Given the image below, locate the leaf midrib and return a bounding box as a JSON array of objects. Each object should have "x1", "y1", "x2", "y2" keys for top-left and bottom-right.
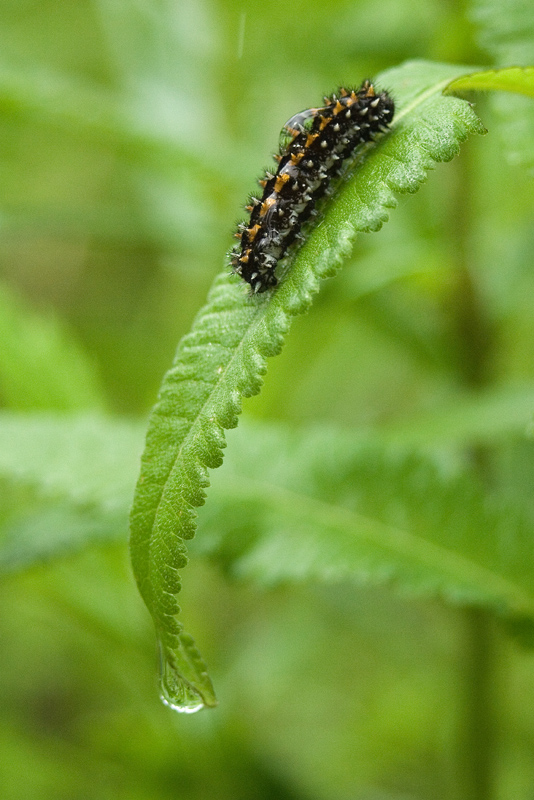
[
  {"x1": 146, "y1": 292, "x2": 269, "y2": 575},
  {"x1": 212, "y1": 474, "x2": 534, "y2": 616}
]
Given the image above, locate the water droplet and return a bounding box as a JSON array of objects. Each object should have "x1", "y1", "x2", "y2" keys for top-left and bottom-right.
[
  {"x1": 157, "y1": 637, "x2": 210, "y2": 714},
  {"x1": 160, "y1": 692, "x2": 205, "y2": 714}
]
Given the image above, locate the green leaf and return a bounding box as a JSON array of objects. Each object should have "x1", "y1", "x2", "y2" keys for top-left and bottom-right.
[
  {"x1": 129, "y1": 59, "x2": 488, "y2": 711},
  {"x1": 0, "y1": 504, "x2": 127, "y2": 574},
  {"x1": 446, "y1": 66, "x2": 534, "y2": 97},
  {"x1": 471, "y1": 0, "x2": 534, "y2": 166},
  {"x1": 0, "y1": 413, "x2": 140, "y2": 507},
  {"x1": 194, "y1": 422, "x2": 534, "y2": 625},
  {"x1": 0, "y1": 413, "x2": 141, "y2": 571}
]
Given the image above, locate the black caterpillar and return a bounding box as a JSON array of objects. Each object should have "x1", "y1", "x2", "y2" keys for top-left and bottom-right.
[{"x1": 230, "y1": 81, "x2": 395, "y2": 294}]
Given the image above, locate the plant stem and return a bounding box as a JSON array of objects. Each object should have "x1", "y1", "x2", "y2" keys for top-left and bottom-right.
[
  {"x1": 448, "y1": 142, "x2": 497, "y2": 800},
  {"x1": 458, "y1": 607, "x2": 495, "y2": 800}
]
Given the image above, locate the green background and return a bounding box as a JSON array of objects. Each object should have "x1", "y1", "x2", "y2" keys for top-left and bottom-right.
[{"x1": 0, "y1": 1, "x2": 533, "y2": 799}]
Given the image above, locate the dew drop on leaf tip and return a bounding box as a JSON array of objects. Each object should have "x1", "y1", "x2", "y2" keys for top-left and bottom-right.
[
  {"x1": 158, "y1": 638, "x2": 208, "y2": 714},
  {"x1": 160, "y1": 692, "x2": 205, "y2": 714}
]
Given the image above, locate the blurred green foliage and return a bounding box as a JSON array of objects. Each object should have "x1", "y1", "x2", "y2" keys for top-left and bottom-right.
[{"x1": 0, "y1": 1, "x2": 534, "y2": 799}]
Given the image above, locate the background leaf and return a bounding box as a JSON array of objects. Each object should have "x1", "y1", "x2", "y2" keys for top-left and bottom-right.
[
  {"x1": 471, "y1": 0, "x2": 534, "y2": 166},
  {"x1": 193, "y1": 422, "x2": 534, "y2": 626},
  {"x1": 0, "y1": 413, "x2": 141, "y2": 571}
]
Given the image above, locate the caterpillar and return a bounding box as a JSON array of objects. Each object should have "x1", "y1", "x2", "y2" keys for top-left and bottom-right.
[{"x1": 230, "y1": 80, "x2": 395, "y2": 294}]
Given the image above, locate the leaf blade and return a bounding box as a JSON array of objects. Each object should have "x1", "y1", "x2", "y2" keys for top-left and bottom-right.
[
  {"x1": 129, "y1": 60, "x2": 488, "y2": 709},
  {"x1": 198, "y1": 423, "x2": 534, "y2": 622},
  {"x1": 445, "y1": 66, "x2": 534, "y2": 97}
]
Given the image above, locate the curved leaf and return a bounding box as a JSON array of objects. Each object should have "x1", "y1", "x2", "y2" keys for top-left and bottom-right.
[
  {"x1": 446, "y1": 66, "x2": 534, "y2": 97},
  {"x1": 471, "y1": 0, "x2": 534, "y2": 166},
  {"x1": 129, "y1": 59, "x2": 487, "y2": 711}
]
